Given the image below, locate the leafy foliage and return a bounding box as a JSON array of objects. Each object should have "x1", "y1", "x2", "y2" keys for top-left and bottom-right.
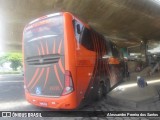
[
  {"x1": 0, "y1": 55, "x2": 8, "y2": 67},
  {"x1": 0, "y1": 53, "x2": 22, "y2": 71}
]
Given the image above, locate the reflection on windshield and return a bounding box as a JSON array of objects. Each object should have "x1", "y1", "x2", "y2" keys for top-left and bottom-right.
[
  {"x1": 28, "y1": 35, "x2": 58, "y2": 42},
  {"x1": 24, "y1": 16, "x2": 63, "y2": 42}
]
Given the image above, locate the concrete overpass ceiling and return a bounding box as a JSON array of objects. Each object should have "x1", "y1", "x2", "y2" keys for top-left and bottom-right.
[{"x1": 0, "y1": 0, "x2": 160, "y2": 52}]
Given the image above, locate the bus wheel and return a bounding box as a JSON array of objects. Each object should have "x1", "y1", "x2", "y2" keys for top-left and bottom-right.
[
  {"x1": 96, "y1": 83, "x2": 104, "y2": 101},
  {"x1": 105, "y1": 79, "x2": 110, "y2": 94},
  {"x1": 102, "y1": 79, "x2": 111, "y2": 99}
]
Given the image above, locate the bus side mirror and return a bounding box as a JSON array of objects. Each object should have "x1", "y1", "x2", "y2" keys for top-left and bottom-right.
[{"x1": 76, "y1": 24, "x2": 81, "y2": 34}]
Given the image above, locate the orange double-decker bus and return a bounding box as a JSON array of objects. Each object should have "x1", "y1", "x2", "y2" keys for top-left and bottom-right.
[{"x1": 23, "y1": 12, "x2": 125, "y2": 110}]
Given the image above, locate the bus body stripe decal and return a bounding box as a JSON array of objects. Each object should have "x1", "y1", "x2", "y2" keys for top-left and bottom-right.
[
  {"x1": 43, "y1": 67, "x2": 50, "y2": 89},
  {"x1": 58, "y1": 39, "x2": 65, "y2": 74},
  {"x1": 83, "y1": 31, "x2": 100, "y2": 98},
  {"x1": 40, "y1": 41, "x2": 45, "y2": 55},
  {"x1": 59, "y1": 59, "x2": 65, "y2": 74},
  {"x1": 37, "y1": 47, "x2": 41, "y2": 55},
  {"x1": 27, "y1": 68, "x2": 40, "y2": 88},
  {"x1": 101, "y1": 37, "x2": 105, "y2": 75},
  {"x1": 58, "y1": 39, "x2": 62, "y2": 54},
  {"x1": 96, "y1": 34, "x2": 100, "y2": 76},
  {"x1": 30, "y1": 68, "x2": 45, "y2": 89},
  {"x1": 52, "y1": 40, "x2": 63, "y2": 89},
  {"x1": 54, "y1": 65, "x2": 63, "y2": 89},
  {"x1": 30, "y1": 41, "x2": 46, "y2": 90},
  {"x1": 27, "y1": 44, "x2": 42, "y2": 88},
  {"x1": 43, "y1": 41, "x2": 50, "y2": 89},
  {"x1": 53, "y1": 40, "x2": 55, "y2": 53},
  {"x1": 46, "y1": 40, "x2": 49, "y2": 54},
  {"x1": 92, "y1": 32, "x2": 98, "y2": 80},
  {"x1": 94, "y1": 32, "x2": 99, "y2": 77}
]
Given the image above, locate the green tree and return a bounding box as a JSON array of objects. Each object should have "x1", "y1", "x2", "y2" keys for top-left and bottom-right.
[
  {"x1": 0, "y1": 53, "x2": 22, "y2": 71},
  {"x1": 0, "y1": 54, "x2": 8, "y2": 67},
  {"x1": 7, "y1": 53, "x2": 22, "y2": 71}
]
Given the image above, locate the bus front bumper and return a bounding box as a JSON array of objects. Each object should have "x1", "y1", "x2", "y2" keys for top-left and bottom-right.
[{"x1": 25, "y1": 91, "x2": 78, "y2": 110}]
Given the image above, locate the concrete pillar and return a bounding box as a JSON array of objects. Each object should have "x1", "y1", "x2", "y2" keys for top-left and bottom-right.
[{"x1": 140, "y1": 40, "x2": 148, "y2": 65}]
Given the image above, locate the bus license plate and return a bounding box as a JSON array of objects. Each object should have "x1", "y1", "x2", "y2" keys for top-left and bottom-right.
[{"x1": 39, "y1": 102, "x2": 48, "y2": 106}]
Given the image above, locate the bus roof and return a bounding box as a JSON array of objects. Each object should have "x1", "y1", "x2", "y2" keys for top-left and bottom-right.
[
  {"x1": 25, "y1": 12, "x2": 90, "y2": 30},
  {"x1": 28, "y1": 12, "x2": 62, "y2": 25}
]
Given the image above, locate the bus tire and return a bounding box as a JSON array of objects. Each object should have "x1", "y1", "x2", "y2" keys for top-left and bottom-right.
[
  {"x1": 96, "y1": 83, "x2": 105, "y2": 101},
  {"x1": 104, "y1": 79, "x2": 110, "y2": 95}
]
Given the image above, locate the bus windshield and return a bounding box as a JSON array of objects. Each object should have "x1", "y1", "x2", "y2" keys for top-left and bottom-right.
[
  {"x1": 23, "y1": 15, "x2": 65, "y2": 97},
  {"x1": 24, "y1": 15, "x2": 64, "y2": 58},
  {"x1": 24, "y1": 15, "x2": 63, "y2": 42}
]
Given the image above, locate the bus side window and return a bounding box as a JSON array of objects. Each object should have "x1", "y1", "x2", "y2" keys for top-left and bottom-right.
[
  {"x1": 73, "y1": 20, "x2": 83, "y2": 42},
  {"x1": 73, "y1": 19, "x2": 94, "y2": 51},
  {"x1": 80, "y1": 28, "x2": 94, "y2": 51}
]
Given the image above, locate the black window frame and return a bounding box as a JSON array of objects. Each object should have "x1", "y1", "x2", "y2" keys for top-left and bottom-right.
[{"x1": 73, "y1": 19, "x2": 94, "y2": 51}]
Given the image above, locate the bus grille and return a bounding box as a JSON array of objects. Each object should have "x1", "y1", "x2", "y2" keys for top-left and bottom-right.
[{"x1": 26, "y1": 54, "x2": 60, "y2": 66}]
